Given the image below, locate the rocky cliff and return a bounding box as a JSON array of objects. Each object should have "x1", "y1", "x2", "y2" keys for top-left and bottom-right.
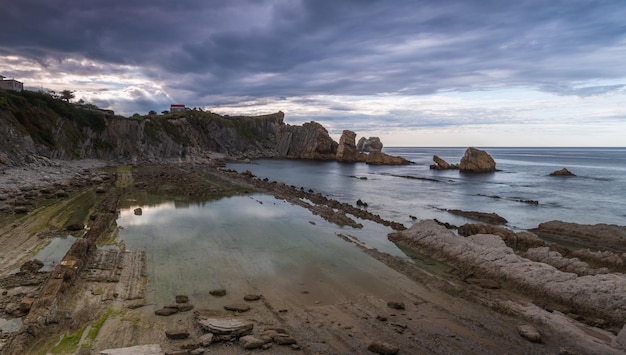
[{"x1": 0, "y1": 90, "x2": 410, "y2": 166}]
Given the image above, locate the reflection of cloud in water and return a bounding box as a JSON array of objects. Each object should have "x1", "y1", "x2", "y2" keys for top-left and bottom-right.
[{"x1": 118, "y1": 195, "x2": 288, "y2": 228}]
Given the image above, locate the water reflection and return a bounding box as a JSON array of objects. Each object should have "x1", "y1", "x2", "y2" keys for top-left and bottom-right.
[{"x1": 117, "y1": 193, "x2": 407, "y2": 306}]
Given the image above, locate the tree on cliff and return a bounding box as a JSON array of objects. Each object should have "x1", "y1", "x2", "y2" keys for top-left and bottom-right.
[{"x1": 60, "y1": 90, "x2": 75, "y2": 102}]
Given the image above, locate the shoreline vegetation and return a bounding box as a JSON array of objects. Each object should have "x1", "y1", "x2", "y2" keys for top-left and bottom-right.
[
  {"x1": 0, "y1": 92, "x2": 625, "y2": 353},
  {"x1": 0, "y1": 159, "x2": 624, "y2": 354}
]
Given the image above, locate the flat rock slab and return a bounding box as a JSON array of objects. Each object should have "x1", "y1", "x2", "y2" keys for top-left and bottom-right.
[
  {"x1": 240, "y1": 335, "x2": 270, "y2": 349},
  {"x1": 198, "y1": 318, "x2": 254, "y2": 336},
  {"x1": 368, "y1": 340, "x2": 399, "y2": 354},
  {"x1": 244, "y1": 294, "x2": 262, "y2": 301},
  {"x1": 224, "y1": 303, "x2": 250, "y2": 312},
  {"x1": 209, "y1": 288, "x2": 226, "y2": 296},
  {"x1": 99, "y1": 344, "x2": 163, "y2": 355},
  {"x1": 517, "y1": 324, "x2": 542, "y2": 343}
]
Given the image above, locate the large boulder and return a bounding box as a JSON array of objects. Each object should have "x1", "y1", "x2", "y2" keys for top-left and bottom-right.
[
  {"x1": 356, "y1": 137, "x2": 383, "y2": 152},
  {"x1": 458, "y1": 147, "x2": 496, "y2": 173},
  {"x1": 549, "y1": 168, "x2": 576, "y2": 176},
  {"x1": 365, "y1": 151, "x2": 410, "y2": 165},
  {"x1": 336, "y1": 130, "x2": 357, "y2": 162},
  {"x1": 276, "y1": 121, "x2": 338, "y2": 160}
]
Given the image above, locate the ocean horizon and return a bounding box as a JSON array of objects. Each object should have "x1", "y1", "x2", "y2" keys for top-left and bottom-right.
[{"x1": 229, "y1": 146, "x2": 626, "y2": 231}]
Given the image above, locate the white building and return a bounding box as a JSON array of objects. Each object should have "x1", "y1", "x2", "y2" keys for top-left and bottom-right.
[{"x1": 0, "y1": 75, "x2": 24, "y2": 91}]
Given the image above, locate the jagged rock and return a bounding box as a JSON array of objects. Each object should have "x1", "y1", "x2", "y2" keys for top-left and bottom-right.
[
  {"x1": 357, "y1": 137, "x2": 383, "y2": 152},
  {"x1": 367, "y1": 340, "x2": 399, "y2": 354},
  {"x1": 458, "y1": 147, "x2": 496, "y2": 173},
  {"x1": 197, "y1": 318, "x2": 254, "y2": 336},
  {"x1": 530, "y1": 221, "x2": 626, "y2": 253},
  {"x1": 133, "y1": 208, "x2": 142, "y2": 215},
  {"x1": 365, "y1": 151, "x2": 410, "y2": 165},
  {"x1": 336, "y1": 130, "x2": 358, "y2": 162},
  {"x1": 55, "y1": 189, "x2": 69, "y2": 197},
  {"x1": 517, "y1": 324, "x2": 542, "y2": 343},
  {"x1": 549, "y1": 168, "x2": 576, "y2": 176},
  {"x1": 430, "y1": 155, "x2": 458, "y2": 170},
  {"x1": 66, "y1": 223, "x2": 84, "y2": 231},
  {"x1": 197, "y1": 333, "x2": 214, "y2": 347},
  {"x1": 272, "y1": 333, "x2": 297, "y2": 345},
  {"x1": 458, "y1": 224, "x2": 544, "y2": 251},
  {"x1": 99, "y1": 344, "x2": 163, "y2": 355},
  {"x1": 14, "y1": 206, "x2": 29, "y2": 214},
  {"x1": 276, "y1": 121, "x2": 338, "y2": 160},
  {"x1": 177, "y1": 303, "x2": 194, "y2": 312},
  {"x1": 389, "y1": 220, "x2": 626, "y2": 324}
]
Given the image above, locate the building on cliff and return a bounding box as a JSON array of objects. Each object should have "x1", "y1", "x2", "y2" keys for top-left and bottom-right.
[
  {"x1": 0, "y1": 75, "x2": 23, "y2": 91},
  {"x1": 170, "y1": 104, "x2": 186, "y2": 113}
]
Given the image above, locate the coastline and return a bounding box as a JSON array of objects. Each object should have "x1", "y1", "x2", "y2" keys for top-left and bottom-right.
[{"x1": 0, "y1": 159, "x2": 625, "y2": 354}]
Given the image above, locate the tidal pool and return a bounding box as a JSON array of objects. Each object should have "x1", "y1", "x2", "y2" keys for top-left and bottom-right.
[{"x1": 116, "y1": 193, "x2": 410, "y2": 306}]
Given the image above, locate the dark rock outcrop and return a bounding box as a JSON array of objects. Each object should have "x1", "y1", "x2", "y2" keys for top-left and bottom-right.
[
  {"x1": 447, "y1": 209, "x2": 507, "y2": 224},
  {"x1": 429, "y1": 155, "x2": 458, "y2": 170},
  {"x1": 356, "y1": 137, "x2": 383, "y2": 152},
  {"x1": 336, "y1": 130, "x2": 357, "y2": 162},
  {"x1": 549, "y1": 168, "x2": 576, "y2": 176},
  {"x1": 365, "y1": 151, "x2": 410, "y2": 165},
  {"x1": 459, "y1": 147, "x2": 496, "y2": 173},
  {"x1": 276, "y1": 121, "x2": 338, "y2": 160}
]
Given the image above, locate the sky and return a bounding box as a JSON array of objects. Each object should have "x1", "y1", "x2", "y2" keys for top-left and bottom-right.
[{"x1": 1, "y1": 0, "x2": 625, "y2": 146}]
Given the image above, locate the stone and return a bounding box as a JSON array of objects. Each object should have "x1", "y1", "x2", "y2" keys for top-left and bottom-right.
[
  {"x1": 177, "y1": 303, "x2": 194, "y2": 312},
  {"x1": 155, "y1": 307, "x2": 179, "y2": 316},
  {"x1": 165, "y1": 326, "x2": 190, "y2": 340},
  {"x1": 387, "y1": 301, "x2": 405, "y2": 310},
  {"x1": 243, "y1": 294, "x2": 262, "y2": 301},
  {"x1": 197, "y1": 333, "x2": 214, "y2": 347},
  {"x1": 20, "y1": 259, "x2": 44, "y2": 273},
  {"x1": 367, "y1": 340, "x2": 399, "y2": 354},
  {"x1": 99, "y1": 344, "x2": 163, "y2": 355},
  {"x1": 336, "y1": 130, "x2": 358, "y2": 162},
  {"x1": 197, "y1": 318, "x2": 254, "y2": 336},
  {"x1": 276, "y1": 121, "x2": 338, "y2": 160},
  {"x1": 613, "y1": 323, "x2": 626, "y2": 350},
  {"x1": 239, "y1": 335, "x2": 269, "y2": 349},
  {"x1": 96, "y1": 186, "x2": 107, "y2": 193},
  {"x1": 430, "y1": 155, "x2": 458, "y2": 170},
  {"x1": 357, "y1": 137, "x2": 383, "y2": 152},
  {"x1": 66, "y1": 223, "x2": 84, "y2": 231},
  {"x1": 209, "y1": 288, "x2": 227, "y2": 297},
  {"x1": 517, "y1": 324, "x2": 542, "y2": 343},
  {"x1": 224, "y1": 303, "x2": 250, "y2": 312},
  {"x1": 175, "y1": 294, "x2": 189, "y2": 303},
  {"x1": 365, "y1": 151, "x2": 410, "y2": 165},
  {"x1": 19, "y1": 297, "x2": 35, "y2": 312},
  {"x1": 549, "y1": 168, "x2": 576, "y2": 176},
  {"x1": 134, "y1": 208, "x2": 143, "y2": 215},
  {"x1": 447, "y1": 209, "x2": 507, "y2": 224},
  {"x1": 55, "y1": 189, "x2": 69, "y2": 197},
  {"x1": 14, "y1": 206, "x2": 29, "y2": 214},
  {"x1": 458, "y1": 147, "x2": 496, "y2": 173},
  {"x1": 272, "y1": 334, "x2": 297, "y2": 345}
]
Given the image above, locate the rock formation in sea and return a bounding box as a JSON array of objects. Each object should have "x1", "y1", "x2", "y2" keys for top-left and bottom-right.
[
  {"x1": 429, "y1": 155, "x2": 458, "y2": 170},
  {"x1": 364, "y1": 151, "x2": 410, "y2": 165},
  {"x1": 356, "y1": 137, "x2": 383, "y2": 152},
  {"x1": 549, "y1": 168, "x2": 576, "y2": 176},
  {"x1": 336, "y1": 130, "x2": 358, "y2": 162},
  {"x1": 458, "y1": 147, "x2": 497, "y2": 173},
  {"x1": 276, "y1": 121, "x2": 338, "y2": 160}
]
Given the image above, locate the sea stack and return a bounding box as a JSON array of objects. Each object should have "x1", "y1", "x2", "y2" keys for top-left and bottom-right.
[
  {"x1": 459, "y1": 147, "x2": 496, "y2": 173},
  {"x1": 336, "y1": 130, "x2": 358, "y2": 162}
]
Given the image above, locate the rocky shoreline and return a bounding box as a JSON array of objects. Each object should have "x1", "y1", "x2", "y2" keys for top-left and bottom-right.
[{"x1": 0, "y1": 159, "x2": 625, "y2": 354}]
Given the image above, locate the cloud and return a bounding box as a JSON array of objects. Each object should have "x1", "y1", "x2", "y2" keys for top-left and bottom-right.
[{"x1": 1, "y1": 0, "x2": 625, "y2": 145}]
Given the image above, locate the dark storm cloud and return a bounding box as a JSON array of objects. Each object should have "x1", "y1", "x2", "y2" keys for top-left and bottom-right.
[{"x1": 2, "y1": 0, "x2": 625, "y2": 107}]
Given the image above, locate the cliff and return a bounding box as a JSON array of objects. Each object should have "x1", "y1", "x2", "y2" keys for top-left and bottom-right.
[{"x1": 0, "y1": 90, "x2": 410, "y2": 166}]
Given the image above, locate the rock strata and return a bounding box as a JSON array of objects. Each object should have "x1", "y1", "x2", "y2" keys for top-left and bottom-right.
[
  {"x1": 336, "y1": 130, "x2": 358, "y2": 162},
  {"x1": 389, "y1": 220, "x2": 626, "y2": 325},
  {"x1": 357, "y1": 137, "x2": 383, "y2": 152},
  {"x1": 365, "y1": 151, "x2": 410, "y2": 165},
  {"x1": 430, "y1": 155, "x2": 458, "y2": 170}
]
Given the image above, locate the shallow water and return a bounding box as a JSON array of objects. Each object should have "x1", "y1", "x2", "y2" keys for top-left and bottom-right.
[
  {"x1": 117, "y1": 194, "x2": 405, "y2": 306},
  {"x1": 228, "y1": 147, "x2": 626, "y2": 230}
]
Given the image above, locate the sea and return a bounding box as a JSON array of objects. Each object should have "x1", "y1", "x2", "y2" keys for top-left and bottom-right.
[
  {"x1": 108, "y1": 147, "x2": 626, "y2": 306},
  {"x1": 229, "y1": 147, "x2": 626, "y2": 231}
]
